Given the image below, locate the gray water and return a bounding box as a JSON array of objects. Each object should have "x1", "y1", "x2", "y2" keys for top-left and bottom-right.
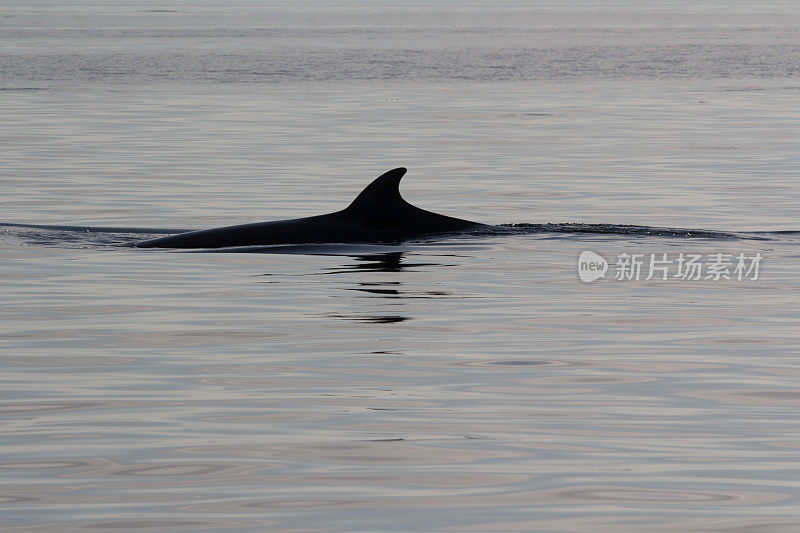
[{"x1": 2, "y1": 2, "x2": 800, "y2": 531}]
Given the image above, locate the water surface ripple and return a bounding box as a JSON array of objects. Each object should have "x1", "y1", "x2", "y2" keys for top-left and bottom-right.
[{"x1": 2, "y1": 1, "x2": 800, "y2": 531}]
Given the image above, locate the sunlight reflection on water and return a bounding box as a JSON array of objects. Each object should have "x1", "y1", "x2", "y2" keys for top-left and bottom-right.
[{"x1": 3, "y1": 1, "x2": 800, "y2": 531}]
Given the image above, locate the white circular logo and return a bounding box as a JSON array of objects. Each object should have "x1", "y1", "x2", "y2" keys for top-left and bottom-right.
[{"x1": 578, "y1": 251, "x2": 608, "y2": 282}]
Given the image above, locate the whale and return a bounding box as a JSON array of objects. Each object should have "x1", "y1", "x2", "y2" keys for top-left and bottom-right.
[{"x1": 134, "y1": 167, "x2": 487, "y2": 249}]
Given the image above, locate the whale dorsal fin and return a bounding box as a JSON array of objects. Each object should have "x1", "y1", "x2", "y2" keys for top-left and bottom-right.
[{"x1": 347, "y1": 167, "x2": 408, "y2": 210}]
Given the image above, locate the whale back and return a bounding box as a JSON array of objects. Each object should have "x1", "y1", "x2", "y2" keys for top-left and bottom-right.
[{"x1": 135, "y1": 167, "x2": 484, "y2": 248}]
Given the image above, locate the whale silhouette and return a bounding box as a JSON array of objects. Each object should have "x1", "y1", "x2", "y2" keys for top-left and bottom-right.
[{"x1": 134, "y1": 168, "x2": 487, "y2": 249}]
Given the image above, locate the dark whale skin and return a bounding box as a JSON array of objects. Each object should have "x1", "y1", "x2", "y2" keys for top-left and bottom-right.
[{"x1": 135, "y1": 168, "x2": 486, "y2": 249}]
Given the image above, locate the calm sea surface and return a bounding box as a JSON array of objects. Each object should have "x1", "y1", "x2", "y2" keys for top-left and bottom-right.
[{"x1": 2, "y1": 2, "x2": 800, "y2": 531}]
